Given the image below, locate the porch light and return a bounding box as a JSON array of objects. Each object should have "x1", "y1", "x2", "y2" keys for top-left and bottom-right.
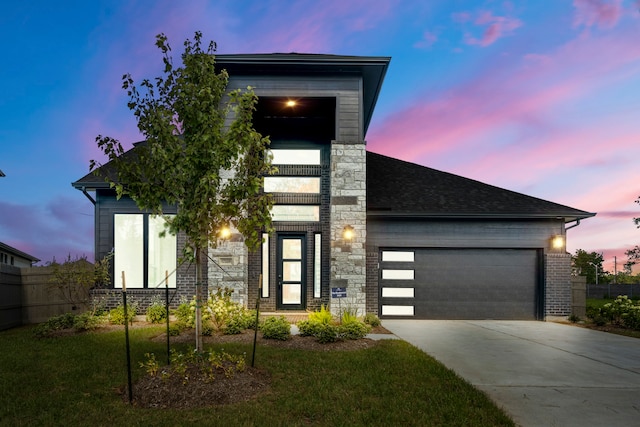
[
  {"x1": 342, "y1": 225, "x2": 355, "y2": 241},
  {"x1": 219, "y1": 226, "x2": 232, "y2": 240},
  {"x1": 286, "y1": 100, "x2": 296, "y2": 107},
  {"x1": 551, "y1": 235, "x2": 564, "y2": 250}
]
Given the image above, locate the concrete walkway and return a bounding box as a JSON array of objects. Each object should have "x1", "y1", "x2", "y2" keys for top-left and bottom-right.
[{"x1": 382, "y1": 320, "x2": 640, "y2": 427}]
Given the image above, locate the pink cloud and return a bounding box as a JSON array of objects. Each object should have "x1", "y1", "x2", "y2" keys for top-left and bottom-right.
[
  {"x1": 573, "y1": 0, "x2": 622, "y2": 28},
  {"x1": 461, "y1": 10, "x2": 522, "y2": 47},
  {"x1": 414, "y1": 30, "x2": 438, "y2": 49}
]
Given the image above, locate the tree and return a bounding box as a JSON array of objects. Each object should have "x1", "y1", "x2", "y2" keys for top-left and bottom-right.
[
  {"x1": 572, "y1": 249, "x2": 605, "y2": 284},
  {"x1": 91, "y1": 32, "x2": 274, "y2": 351},
  {"x1": 625, "y1": 195, "x2": 640, "y2": 270},
  {"x1": 47, "y1": 254, "x2": 111, "y2": 312}
]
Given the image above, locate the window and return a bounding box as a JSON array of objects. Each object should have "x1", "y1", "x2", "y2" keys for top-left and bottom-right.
[
  {"x1": 382, "y1": 251, "x2": 415, "y2": 262},
  {"x1": 314, "y1": 233, "x2": 321, "y2": 298},
  {"x1": 269, "y1": 149, "x2": 321, "y2": 165},
  {"x1": 114, "y1": 214, "x2": 176, "y2": 289},
  {"x1": 261, "y1": 233, "x2": 269, "y2": 298},
  {"x1": 264, "y1": 177, "x2": 320, "y2": 193},
  {"x1": 382, "y1": 269, "x2": 415, "y2": 280}
]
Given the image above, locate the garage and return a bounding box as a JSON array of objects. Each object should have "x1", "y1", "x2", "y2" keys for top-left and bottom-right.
[{"x1": 379, "y1": 248, "x2": 543, "y2": 320}]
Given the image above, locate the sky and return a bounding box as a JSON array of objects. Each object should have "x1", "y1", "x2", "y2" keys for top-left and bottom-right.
[{"x1": 1, "y1": 0, "x2": 639, "y2": 273}]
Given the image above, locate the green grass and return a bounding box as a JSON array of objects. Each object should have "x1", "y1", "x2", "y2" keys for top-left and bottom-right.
[
  {"x1": 0, "y1": 325, "x2": 514, "y2": 427},
  {"x1": 586, "y1": 298, "x2": 615, "y2": 309}
]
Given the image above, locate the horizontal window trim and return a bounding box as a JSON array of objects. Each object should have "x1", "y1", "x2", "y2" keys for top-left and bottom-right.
[{"x1": 382, "y1": 251, "x2": 415, "y2": 262}]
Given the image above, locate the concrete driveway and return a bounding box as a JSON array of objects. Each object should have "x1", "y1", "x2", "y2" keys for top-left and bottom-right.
[{"x1": 382, "y1": 320, "x2": 640, "y2": 427}]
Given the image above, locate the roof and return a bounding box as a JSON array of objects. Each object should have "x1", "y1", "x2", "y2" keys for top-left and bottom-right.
[
  {"x1": 72, "y1": 141, "x2": 145, "y2": 191},
  {"x1": 366, "y1": 152, "x2": 595, "y2": 222},
  {"x1": 0, "y1": 241, "x2": 40, "y2": 262},
  {"x1": 215, "y1": 53, "x2": 390, "y2": 136}
]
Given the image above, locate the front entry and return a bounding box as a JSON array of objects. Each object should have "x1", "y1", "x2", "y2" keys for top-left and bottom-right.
[{"x1": 276, "y1": 234, "x2": 306, "y2": 310}]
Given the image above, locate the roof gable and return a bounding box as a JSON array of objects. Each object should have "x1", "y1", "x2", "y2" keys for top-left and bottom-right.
[{"x1": 366, "y1": 151, "x2": 595, "y2": 222}]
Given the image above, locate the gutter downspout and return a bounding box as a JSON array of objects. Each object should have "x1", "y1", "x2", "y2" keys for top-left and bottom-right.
[
  {"x1": 80, "y1": 187, "x2": 96, "y2": 205},
  {"x1": 565, "y1": 219, "x2": 580, "y2": 231}
]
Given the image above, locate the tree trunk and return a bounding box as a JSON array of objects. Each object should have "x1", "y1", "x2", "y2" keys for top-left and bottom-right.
[{"x1": 194, "y1": 246, "x2": 204, "y2": 352}]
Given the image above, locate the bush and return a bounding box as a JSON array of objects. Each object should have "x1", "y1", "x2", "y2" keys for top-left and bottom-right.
[
  {"x1": 260, "y1": 316, "x2": 290, "y2": 340},
  {"x1": 145, "y1": 296, "x2": 168, "y2": 324},
  {"x1": 308, "y1": 304, "x2": 333, "y2": 325},
  {"x1": 33, "y1": 313, "x2": 77, "y2": 338},
  {"x1": 315, "y1": 323, "x2": 339, "y2": 343},
  {"x1": 168, "y1": 322, "x2": 185, "y2": 336},
  {"x1": 338, "y1": 320, "x2": 371, "y2": 340},
  {"x1": 297, "y1": 319, "x2": 324, "y2": 337},
  {"x1": 73, "y1": 312, "x2": 104, "y2": 332},
  {"x1": 206, "y1": 287, "x2": 246, "y2": 332},
  {"x1": 363, "y1": 313, "x2": 381, "y2": 327},
  {"x1": 109, "y1": 302, "x2": 138, "y2": 325},
  {"x1": 174, "y1": 297, "x2": 193, "y2": 326}
]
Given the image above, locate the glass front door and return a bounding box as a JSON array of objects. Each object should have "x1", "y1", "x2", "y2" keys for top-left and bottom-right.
[{"x1": 277, "y1": 234, "x2": 306, "y2": 310}]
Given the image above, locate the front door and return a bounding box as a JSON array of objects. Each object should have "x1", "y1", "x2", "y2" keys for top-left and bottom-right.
[{"x1": 277, "y1": 234, "x2": 306, "y2": 310}]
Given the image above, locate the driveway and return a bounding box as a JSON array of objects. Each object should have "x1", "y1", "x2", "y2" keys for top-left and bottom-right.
[{"x1": 382, "y1": 320, "x2": 640, "y2": 427}]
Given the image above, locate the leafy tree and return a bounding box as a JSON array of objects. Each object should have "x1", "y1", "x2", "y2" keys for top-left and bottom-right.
[
  {"x1": 625, "y1": 195, "x2": 640, "y2": 270},
  {"x1": 91, "y1": 32, "x2": 274, "y2": 350},
  {"x1": 572, "y1": 249, "x2": 605, "y2": 284},
  {"x1": 47, "y1": 254, "x2": 111, "y2": 312}
]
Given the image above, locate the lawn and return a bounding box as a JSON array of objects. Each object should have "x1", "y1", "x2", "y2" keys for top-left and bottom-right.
[{"x1": 0, "y1": 325, "x2": 514, "y2": 427}]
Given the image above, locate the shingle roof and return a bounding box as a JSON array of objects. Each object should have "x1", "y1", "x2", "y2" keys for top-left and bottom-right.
[
  {"x1": 366, "y1": 151, "x2": 595, "y2": 222},
  {"x1": 0, "y1": 241, "x2": 40, "y2": 262}
]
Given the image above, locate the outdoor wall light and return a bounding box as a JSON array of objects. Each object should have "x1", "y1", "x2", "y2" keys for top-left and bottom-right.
[
  {"x1": 218, "y1": 226, "x2": 232, "y2": 240},
  {"x1": 551, "y1": 235, "x2": 565, "y2": 250},
  {"x1": 342, "y1": 225, "x2": 355, "y2": 241},
  {"x1": 285, "y1": 100, "x2": 297, "y2": 107}
]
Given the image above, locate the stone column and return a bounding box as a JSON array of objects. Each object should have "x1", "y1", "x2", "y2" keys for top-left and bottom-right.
[{"x1": 330, "y1": 142, "x2": 367, "y2": 317}]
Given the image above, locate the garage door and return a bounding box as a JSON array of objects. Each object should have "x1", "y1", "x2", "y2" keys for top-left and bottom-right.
[{"x1": 379, "y1": 248, "x2": 542, "y2": 320}]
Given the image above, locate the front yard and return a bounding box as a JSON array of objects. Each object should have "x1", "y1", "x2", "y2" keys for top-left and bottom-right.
[{"x1": 0, "y1": 324, "x2": 514, "y2": 426}]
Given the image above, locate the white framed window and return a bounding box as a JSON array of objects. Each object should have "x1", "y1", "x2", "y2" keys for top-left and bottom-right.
[
  {"x1": 382, "y1": 287, "x2": 415, "y2": 298},
  {"x1": 264, "y1": 177, "x2": 320, "y2": 193},
  {"x1": 269, "y1": 149, "x2": 321, "y2": 165},
  {"x1": 314, "y1": 233, "x2": 321, "y2": 298},
  {"x1": 113, "y1": 214, "x2": 176, "y2": 289},
  {"x1": 381, "y1": 305, "x2": 414, "y2": 316},
  {"x1": 261, "y1": 233, "x2": 269, "y2": 298}
]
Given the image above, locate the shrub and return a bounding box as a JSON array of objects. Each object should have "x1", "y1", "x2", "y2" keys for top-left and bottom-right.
[
  {"x1": 73, "y1": 312, "x2": 104, "y2": 332},
  {"x1": 297, "y1": 319, "x2": 324, "y2": 337},
  {"x1": 363, "y1": 313, "x2": 381, "y2": 327},
  {"x1": 308, "y1": 304, "x2": 333, "y2": 325},
  {"x1": 169, "y1": 323, "x2": 185, "y2": 336},
  {"x1": 338, "y1": 320, "x2": 371, "y2": 340},
  {"x1": 145, "y1": 296, "x2": 168, "y2": 324},
  {"x1": 260, "y1": 316, "x2": 290, "y2": 340},
  {"x1": 174, "y1": 297, "x2": 193, "y2": 326},
  {"x1": 206, "y1": 287, "x2": 245, "y2": 332},
  {"x1": 315, "y1": 323, "x2": 339, "y2": 343},
  {"x1": 109, "y1": 302, "x2": 138, "y2": 325},
  {"x1": 568, "y1": 314, "x2": 581, "y2": 323},
  {"x1": 33, "y1": 313, "x2": 77, "y2": 338}
]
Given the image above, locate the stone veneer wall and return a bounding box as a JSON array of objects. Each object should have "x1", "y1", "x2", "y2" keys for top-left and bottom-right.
[
  {"x1": 545, "y1": 252, "x2": 572, "y2": 317},
  {"x1": 330, "y1": 142, "x2": 367, "y2": 316},
  {"x1": 207, "y1": 234, "x2": 248, "y2": 307}
]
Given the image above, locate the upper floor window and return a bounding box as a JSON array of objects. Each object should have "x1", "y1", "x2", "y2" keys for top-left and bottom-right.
[
  {"x1": 269, "y1": 149, "x2": 321, "y2": 165},
  {"x1": 264, "y1": 177, "x2": 320, "y2": 193}
]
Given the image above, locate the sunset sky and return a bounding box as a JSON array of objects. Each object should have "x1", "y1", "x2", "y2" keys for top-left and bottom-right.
[{"x1": 1, "y1": 0, "x2": 639, "y2": 273}]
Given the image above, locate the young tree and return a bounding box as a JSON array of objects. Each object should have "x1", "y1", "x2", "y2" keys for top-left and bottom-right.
[
  {"x1": 572, "y1": 249, "x2": 606, "y2": 284},
  {"x1": 91, "y1": 32, "x2": 274, "y2": 351},
  {"x1": 626, "y1": 196, "x2": 640, "y2": 269}
]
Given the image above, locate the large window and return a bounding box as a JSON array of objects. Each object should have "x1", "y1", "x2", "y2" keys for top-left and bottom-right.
[
  {"x1": 269, "y1": 149, "x2": 321, "y2": 165},
  {"x1": 114, "y1": 214, "x2": 176, "y2": 289}
]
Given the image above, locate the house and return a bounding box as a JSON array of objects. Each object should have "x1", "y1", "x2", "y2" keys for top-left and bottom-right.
[
  {"x1": 73, "y1": 53, "x2": 595, "y2": 320},
  {"x1": 0, "y1": 242, "x2": 40, "y2": 268}
]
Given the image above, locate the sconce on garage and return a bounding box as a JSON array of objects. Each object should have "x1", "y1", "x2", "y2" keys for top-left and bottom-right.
[
  {"x1": 551, "y1": 235, "x2": 565, "y2": 250},
  {"x1": 342, "y1": 225, "x2": 355, "y2": 241}
]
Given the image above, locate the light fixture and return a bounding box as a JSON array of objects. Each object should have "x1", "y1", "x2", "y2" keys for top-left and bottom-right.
[
  {"x1": 285, "y1": 99, "x2": 296, "y2": 107},
  {"x1": 551, "y1": 235, "x2": 564, "y2": 250},
  {"x1": 342, "y1": 225, "x2": 355, "y2": 241},
  {"x1": 219, "y1": 226, "x2": 232, "y2": 240}
]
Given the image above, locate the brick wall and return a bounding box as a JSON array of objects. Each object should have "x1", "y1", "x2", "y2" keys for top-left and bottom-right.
[{"x1": 545, "y1": 252, "x2": 572, "y2": 316}]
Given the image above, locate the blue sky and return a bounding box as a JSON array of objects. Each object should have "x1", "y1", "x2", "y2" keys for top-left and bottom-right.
[{"x1": 1, "y1": 0, "x2": 639, "y2": 273}]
